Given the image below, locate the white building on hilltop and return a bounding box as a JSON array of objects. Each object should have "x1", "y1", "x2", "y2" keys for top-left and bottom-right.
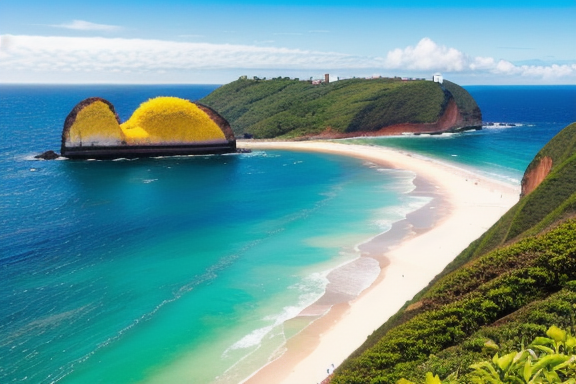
[{"x1": 433, "y1": 73, "x2": 443, "y2": 84}]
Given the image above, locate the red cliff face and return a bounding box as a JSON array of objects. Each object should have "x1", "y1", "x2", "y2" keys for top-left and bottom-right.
[
  {"x1": 303, "y1": 98, "x2": 472, "y2": 140},
  {"x1": 371, "y1": 98, "x2": 464, "y2": 135},
  {"x1": 521, "y1": 156, "x2": 553, "y2": 197}
]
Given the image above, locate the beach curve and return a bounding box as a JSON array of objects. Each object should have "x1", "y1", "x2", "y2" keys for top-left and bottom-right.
[{"x1": 237, "y1": 140, "x2": 520, "y2": 384}]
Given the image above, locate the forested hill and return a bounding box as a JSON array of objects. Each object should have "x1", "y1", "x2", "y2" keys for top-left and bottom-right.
[
  {"x1": 330, "y1": 122, "x2": 576, "y2": 384},
  {"x1": 199, "y1": 77, "x2": 482, "y2": 139}
]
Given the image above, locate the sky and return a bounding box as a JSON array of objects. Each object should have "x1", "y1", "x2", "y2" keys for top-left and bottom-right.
[{"x1": 0, "y1": 0, "x2": 575, "y2": 85}]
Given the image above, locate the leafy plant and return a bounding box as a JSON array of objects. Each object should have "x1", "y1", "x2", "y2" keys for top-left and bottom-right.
[
  {"x1": 469, "y1": 326, "x2": 576, "y2": 383},
  {"x1": 397, "y1": 326, "x2": 576, "y2": 384}
]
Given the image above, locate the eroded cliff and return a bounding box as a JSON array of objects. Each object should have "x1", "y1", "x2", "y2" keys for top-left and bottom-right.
[{"x1": 521, "y1": 155, "x2": 553, "y2": 197}]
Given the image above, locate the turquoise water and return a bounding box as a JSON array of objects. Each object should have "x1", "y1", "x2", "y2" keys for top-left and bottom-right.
[
  {"x1": 1, "y1": 85, "x2": 575, "y2": 384},
  {"x1": 0, "y1": 86, "x2": 425, "y2": 384}
]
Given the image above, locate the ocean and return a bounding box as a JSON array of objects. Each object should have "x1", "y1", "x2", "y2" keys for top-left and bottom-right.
[{"x1": 1, "y1": 84, "x2": 575, "y2": 384}]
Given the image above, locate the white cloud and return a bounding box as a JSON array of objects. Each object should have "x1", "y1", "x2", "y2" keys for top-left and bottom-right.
[
  {"x1": 494, "y1": 59, "x2": 518, "y2": 74},
  {"x1": 469, "y1": 56, "x2": 497, "y2": 71},
  {"x1": 0, "y1": 35, "x2": 382, "y2": 73},
  {"x1": 385, "y1": 37, "x2": 468, "y2": 72},
  {"x1": 383, "y1": 37, "x2": 576, "y2": 80},
  {"x1": 492, "y1": 60, "x2": 576, "y2": 79},
  {"x1": 0, "y1": 35, "x2": 574, "y2": 83},
  {"x1": 49, "y1": 20, "x2": 122, "y2": 32}
]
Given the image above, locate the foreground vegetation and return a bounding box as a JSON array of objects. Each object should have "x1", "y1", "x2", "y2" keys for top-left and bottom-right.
[
  {"x1": 199, "y1": 77, "x2": 481, "y2": 139},
  {"x1": 331, "y1": 122, "x2": 576, "y2": 384},
  {"x1": 400, "y1": 325, "x2": 576, "y2": 384}
]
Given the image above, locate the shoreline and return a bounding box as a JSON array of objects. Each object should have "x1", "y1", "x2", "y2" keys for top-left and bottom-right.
[{"x1": 237, "y1": 140, "x2": 520, "y2": 384}]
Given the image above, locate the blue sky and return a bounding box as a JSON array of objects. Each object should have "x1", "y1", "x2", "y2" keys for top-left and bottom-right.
[{"x1": 0, "y1": 0, "x2": 574, "y2": 84}]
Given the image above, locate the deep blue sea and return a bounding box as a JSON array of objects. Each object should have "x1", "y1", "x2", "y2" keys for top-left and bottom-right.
[{"x1": 1, "y1": 84, "x2": 575, "y2": 384}]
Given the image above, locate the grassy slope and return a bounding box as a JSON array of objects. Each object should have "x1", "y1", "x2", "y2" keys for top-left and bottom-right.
[
  {"x1": 200, "y1": 78, "x2": 477, "y2": 139},
  {"x1": 331, "y1": 122, "x2": 576, "y2": 384}
]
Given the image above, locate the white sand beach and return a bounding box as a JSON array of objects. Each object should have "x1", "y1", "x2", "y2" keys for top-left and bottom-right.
[{"x1": 238, "y1": 140, "x2": 520, "y2": 384}]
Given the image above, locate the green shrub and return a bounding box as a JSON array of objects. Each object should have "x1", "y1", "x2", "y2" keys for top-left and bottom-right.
[{"x1": 399, "y1": 326, "x2": 576, "y2": 384}]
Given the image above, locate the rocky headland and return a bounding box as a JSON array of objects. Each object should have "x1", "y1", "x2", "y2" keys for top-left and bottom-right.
[{"x1": 200, "y1": 77, "x2": 482, "y2": 139}]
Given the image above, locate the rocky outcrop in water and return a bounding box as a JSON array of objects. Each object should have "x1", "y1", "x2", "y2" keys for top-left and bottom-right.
[
  {"x1": 60, "y1": 96, "x2": 236, "y2": 159},
  {"x1": 35, "y1": 150, "x2": 60, "y2": 160}
]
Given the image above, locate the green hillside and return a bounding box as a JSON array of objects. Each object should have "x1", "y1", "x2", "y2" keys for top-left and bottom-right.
[
  {"x1": 199, "y1": 77, "x2": 481, "y2": 139},
  {"x1": 331, "y1": 122, "x2": 576, "y2": 384}
]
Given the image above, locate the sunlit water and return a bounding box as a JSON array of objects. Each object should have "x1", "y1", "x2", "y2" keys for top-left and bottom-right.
[{"x1": 1, "y1": 84, "x2": 574, "y2": 384}]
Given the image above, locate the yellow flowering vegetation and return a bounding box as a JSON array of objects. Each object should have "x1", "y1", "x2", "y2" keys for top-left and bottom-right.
[
  {"x1": 120, "y1": 97, "x2": 226, "y2": 144},
  {"x1": 67, "y1": 101, "x2": 124, "y2": 145},
  {"x1": 66, "y1": 97, "x2": 226, "y2": 147}
]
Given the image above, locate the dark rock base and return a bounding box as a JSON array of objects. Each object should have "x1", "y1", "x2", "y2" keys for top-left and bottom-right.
[
  {"x1": 35, "y1": 150, "x2": 60, "y2": 160},
  {"x1": 61, "y1": 142, "x2": 237, "y2": 160}
]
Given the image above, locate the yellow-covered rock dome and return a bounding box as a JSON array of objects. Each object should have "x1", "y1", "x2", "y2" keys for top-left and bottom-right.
[
  {"x1": 62, "y1": 98, "x2": 124, "y2": 147},
  {"x1": 121, "y1": 97, "x2": 226, "y2": 144},
  {"x1": 61, "y1": 96, "x2": 236, "y2": 159}
]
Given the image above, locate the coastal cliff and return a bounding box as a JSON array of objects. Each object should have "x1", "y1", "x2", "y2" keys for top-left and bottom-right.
[
  {"x1": 521, "y1": 155, "x2": 553, "y2": 196},
  {"x1": 199, "y1": 77, "x2": 482, "y2": 139},
  {"x1": 520, "y1": 122, "x2": 576, "y2": 197},
  {"x1": 330, "y1": 122, "x2": 576, "y2": 384}
]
